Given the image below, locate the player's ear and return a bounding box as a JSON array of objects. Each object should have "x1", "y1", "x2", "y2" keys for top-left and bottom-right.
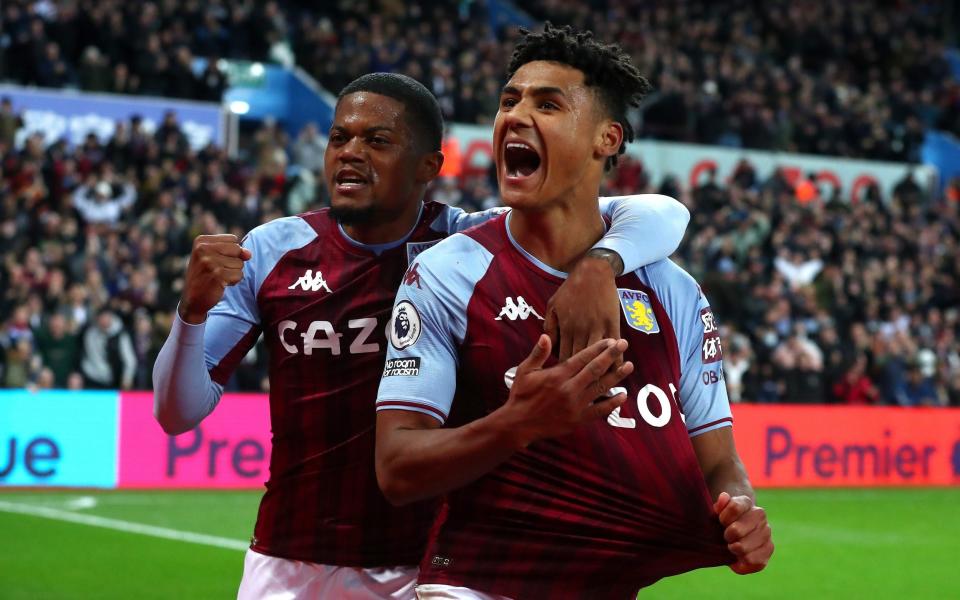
[
  {"x1": 594, "y1": 120, "x2": 623, "y2": 162},
  {"x1": 415, "y1": 150, "x2": 444, "y2": 184}
]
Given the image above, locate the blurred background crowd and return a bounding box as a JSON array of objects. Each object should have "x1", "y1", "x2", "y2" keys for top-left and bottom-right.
[
  {"x1": 0, "y1": 0, "x2": 958, "y2": 406},
  {"x1": 4, "y1": 0, "x2": 958, "y2": 159}
]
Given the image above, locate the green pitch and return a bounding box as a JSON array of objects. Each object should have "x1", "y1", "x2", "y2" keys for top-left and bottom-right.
[{"x1": 0, "y1": 488, "x2": 956, "y2": 599}]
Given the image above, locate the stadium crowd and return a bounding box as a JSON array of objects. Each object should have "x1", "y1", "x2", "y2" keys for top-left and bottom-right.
[
  {"x1": 2, "y1": 0, "x2": 957, "y2": 161},
  {"x1": 0, "y1": 98, "x2": 958, "y2": 407}
]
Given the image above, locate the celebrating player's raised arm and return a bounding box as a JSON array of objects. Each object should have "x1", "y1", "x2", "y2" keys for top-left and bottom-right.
[
  {"x1": 153, "y1": 234, "x2": 252, "y2": 433},
  {"x1": 152, "y1": 222, "x2": 301, "y2": 434}
]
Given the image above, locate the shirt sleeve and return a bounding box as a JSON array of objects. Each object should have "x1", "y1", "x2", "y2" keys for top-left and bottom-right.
[
  {"x1": 377, "y1": 234, "x2": 494, "y2": 423},
  {"x1": 639, "y1": 260, "x2": 732, "y2": 436},
  {"x1": 152, "y1": 314, "x2": 225, "y2": 432},
  {"x1": 376, "y1": 259, "x2": 461, "y2": 424},
  {"x1": 677, "y1": 288, "x2": 732, "y2": 436},
  {"x1": 596, "y1": 194, "x2": 690, "y2": 273}
]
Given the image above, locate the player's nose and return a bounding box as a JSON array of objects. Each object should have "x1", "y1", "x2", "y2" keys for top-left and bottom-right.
[
  {"x1": 501, "y1": 101, "x2": 534, "y2": 130},
  {"x1": 337, "y1": 136, "x2": 366, "y2": 162}
]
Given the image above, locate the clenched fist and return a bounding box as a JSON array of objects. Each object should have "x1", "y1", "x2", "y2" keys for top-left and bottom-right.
[
  {"x1": 714, "y1": 492, "x2": 774, "y2": 575},
  {"x1": 178, "y1": 234, "x2": 252, "y2": 324}
]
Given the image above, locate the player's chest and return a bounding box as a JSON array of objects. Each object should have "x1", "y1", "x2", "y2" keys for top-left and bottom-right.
[
  {"x1": 459, "y1": 279, "x2": 684, "y2": 433},
  {"x1": 257, "y1": 252, "x2": 409, "y2": 360}
]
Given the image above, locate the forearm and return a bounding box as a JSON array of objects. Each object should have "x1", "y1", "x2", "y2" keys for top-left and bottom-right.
[
  {"x1": 152, "y1": 314, "x2": 223, "y2": 435},
  {"x1": 702, "y1": 453, "x2": 755, "y2": 503},
  {"x1": 376, "y1": 409, "x2": 524, "y2": 505},
  {"x1": 596, "y1": 194, "x2": 690, "y2": 272}
]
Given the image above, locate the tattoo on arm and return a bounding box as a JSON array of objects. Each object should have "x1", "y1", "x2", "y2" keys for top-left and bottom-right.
[{"x1": 585, "y1": 248, "x2": 624, "y2": 276}]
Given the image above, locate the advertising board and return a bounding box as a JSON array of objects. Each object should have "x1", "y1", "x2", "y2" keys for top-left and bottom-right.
[{"x1": 0, "y1": 391, "x2": 118, "y2": 487}]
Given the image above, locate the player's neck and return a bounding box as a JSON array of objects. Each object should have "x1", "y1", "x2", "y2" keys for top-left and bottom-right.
[
  {"x1": 341, "y1": 199, "x2": 423, "y2": 246},
  {"x1": 508, "y1": 192, "x2": 604, "y2": 272}
]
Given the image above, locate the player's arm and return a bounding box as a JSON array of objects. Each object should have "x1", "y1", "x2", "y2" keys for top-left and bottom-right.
[
  {"x1": 544, "y1": 194, "x2": 690, "y2": 359},
  {"x1": 445, "y1": 194, "x2": 689, "y2": 271},
  {"x1": 595, "y1": 193, "x2": 689, "y2": 273},
  {"x1": 375, "y1": 256, "x2": 632, "y2": 506},
  {"x1": 664, "y1": 267, "x2": 772, "y2": 574},
  {"x1": 694, "y1": 428, "x2": 773, "y2": 575},
  {"x1": 153, "y1": 234, "x2": 256, "y2": 435}
]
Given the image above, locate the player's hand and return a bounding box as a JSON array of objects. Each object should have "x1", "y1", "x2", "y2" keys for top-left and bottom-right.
[
  {"x1": 179, "y1": 234, "x2": 252, "y2": 324},
  {"x1": 502, "y1": 335, "x2": 633, "y2": 448},
  {"x1": 714, "y1": 492, "x2": 774, "y2": 575},
  {"x1": 545, "y1": 256, "x2": 622, "y2": 361}
]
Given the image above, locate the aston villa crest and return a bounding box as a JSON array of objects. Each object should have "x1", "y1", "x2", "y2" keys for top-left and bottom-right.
[{"x1": 618, "y1": 288, "x2": 660, "y2": 334}]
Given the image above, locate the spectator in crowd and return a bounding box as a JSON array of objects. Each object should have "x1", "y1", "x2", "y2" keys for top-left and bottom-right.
[
  {"x1": 723, "y1": 329, "x2": 753, "y2": 403},
  {"x1": 832, "y1": 355, "x2": 880, "y2": 405},
  {"x1": 0, "y1": 97, "x2": 24, "y2": 147},
  {"x1": 33, "y1": 312, "x2": 79, "y2": 388},
  {"x1": 895, "y1": 362, "x2": 941, "y2": 407},
  {"x1": 72, "y1": 176, "x2": 137, "y2": 226},
  {"x1": 79, "y1": 308, "x2": 137, "y2": 390},
  {"x1": 291, "y1": 123, "x2": 326, "y2": 174},
  {"x1": 1, "y1": 304, "x2": 36, "y2": 387},
  {"x1": 131, "y1": 308, "x2": 159, "y2": 390},
  {"x1": 775, "y1": 250, "x2": 825, "y2": 289}
]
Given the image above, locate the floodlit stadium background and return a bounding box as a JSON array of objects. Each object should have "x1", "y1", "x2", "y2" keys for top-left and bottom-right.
[{"x1": 1, "y1": 1, "x2": 959, "y2": 598}]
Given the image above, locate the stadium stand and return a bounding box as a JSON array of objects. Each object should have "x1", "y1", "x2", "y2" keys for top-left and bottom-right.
[
  {"x1": 0, "y1": 0, "x2": 957, "y2": 406},
  {"x1": 3, "y1": 0, "x2": 957, "y2": 159}
]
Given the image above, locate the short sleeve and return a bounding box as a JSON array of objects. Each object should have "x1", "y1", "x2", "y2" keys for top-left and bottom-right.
[
  {"x1": 637, "y1": 260, "x2": 732, "y2": 436},
  {"x1": 376, "y1": 273, "x2": 460, "y2": 424},
  {"x1": 677, "y1": 292, "x2": 733, "y2": 436},
  {"x1": 377, "y1": 233, "x2": 494, "y2": 424}
]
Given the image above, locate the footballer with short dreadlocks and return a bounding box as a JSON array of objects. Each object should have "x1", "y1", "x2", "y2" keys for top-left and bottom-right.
[{"x1": 377, "y1": 23, "x2": 773, "y2": 599}]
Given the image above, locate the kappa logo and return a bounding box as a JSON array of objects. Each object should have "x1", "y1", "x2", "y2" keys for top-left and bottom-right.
[
  {"x1": 288, "y1": 270, "x2": 332, "y2": 293},
  {"x1": 403, "y1": 262, "x2": 422, "y2": 289},
  {"x1": 495, "y1": 296, "x2": 543, "y2": 321}
]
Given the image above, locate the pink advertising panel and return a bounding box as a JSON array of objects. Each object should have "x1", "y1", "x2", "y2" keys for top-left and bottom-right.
[
  {"x1": 116, "y1": 392, "x2": 960, "y2": 489},
  {"x1": 118, "y1": 392, "x2": 270, "y2": 488}
]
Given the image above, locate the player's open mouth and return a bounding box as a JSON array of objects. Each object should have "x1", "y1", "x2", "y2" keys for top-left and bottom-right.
[
  {"x1": 502, "y1": 141, "x2": 542, "y2": 181},
  {"x1": 334, "y1": 169, "x2": 369, "y2": 192}
]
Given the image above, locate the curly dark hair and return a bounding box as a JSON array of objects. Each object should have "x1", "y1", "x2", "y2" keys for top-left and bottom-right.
[{"x1": 506, "y1": 23, "x2": 651, "y2": 171}]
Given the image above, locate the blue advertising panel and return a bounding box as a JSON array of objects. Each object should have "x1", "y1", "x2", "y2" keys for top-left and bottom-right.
[
  {"x1": 0, "y1": 85, "x2": 225, "y2": 150},
  {"x1": 0, "y1": 391, "x2": 119, "y2": 488}
]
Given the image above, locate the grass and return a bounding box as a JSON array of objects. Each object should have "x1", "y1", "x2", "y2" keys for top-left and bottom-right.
[{"x1": 0, "y1": 488, "x2": 956, "y2": 599}]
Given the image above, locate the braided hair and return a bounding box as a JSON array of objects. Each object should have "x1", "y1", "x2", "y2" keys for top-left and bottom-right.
[{"x1": 506, "y1": 23, "x2": 651, "y2": 171}]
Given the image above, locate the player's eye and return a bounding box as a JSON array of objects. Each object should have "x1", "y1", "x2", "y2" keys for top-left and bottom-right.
[
  {"x1": 540, "y1": 101, "x2": 559, "y2": 110},
  {"x1": 369, "y1": 136, "x2": 390, "y2": 145},
  {"x1": 329, "y1": 132, "x2": 348, "y2": 144},
  {"x1": 500, "y1": 97, "x2": 518, "y2": 109}
]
